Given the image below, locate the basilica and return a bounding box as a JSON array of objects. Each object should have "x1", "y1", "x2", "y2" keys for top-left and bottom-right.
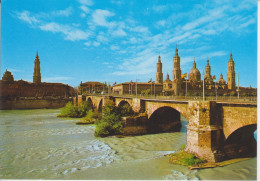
[{"x1": 157, "y1": 46, "x2": 254, "y2": 96}]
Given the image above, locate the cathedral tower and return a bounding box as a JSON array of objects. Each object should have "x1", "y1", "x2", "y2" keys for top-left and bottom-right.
[
  {"x1": 172, "y1": 45, "x2": 182, "y2": 95},
  {"x1": 205, "y1": 58, "x2": 211, "y2": 79},
  {"x1": 227, "y1": 53, "x2": 236, "y2": 90},
  {"x1": 33, "y1": 51, "x2": 41, "y2": 84},
  {"x1": 156, "y1": 54, "x2": 163, "y2": 84}
]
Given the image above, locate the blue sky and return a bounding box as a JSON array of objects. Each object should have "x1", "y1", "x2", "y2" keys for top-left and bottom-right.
[{"x1": 1, "y1": 0, "x2": 257, "y2": 87}]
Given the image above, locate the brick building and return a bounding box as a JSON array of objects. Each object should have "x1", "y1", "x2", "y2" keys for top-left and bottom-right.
[{"x1": 0, "y1": 52, "x2": 75, "y2": 99}]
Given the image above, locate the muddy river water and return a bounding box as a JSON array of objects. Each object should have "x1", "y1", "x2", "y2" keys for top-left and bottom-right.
[{"x1": 0, "y1": 109, "x2": 256, "y2": 180}]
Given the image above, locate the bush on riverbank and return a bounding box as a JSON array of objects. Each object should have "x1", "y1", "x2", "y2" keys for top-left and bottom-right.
[
  {"x1": 95, "y1": 100, "x2": 123, "y2": 137},
  {"x1": 119, "y1": 103, "x2": 134, "y2": 117},
  {"x1": 76, "y1": 110, "x2": 102, "y2": 124},
  {"x1": 169, "y1": 144, "x2": 205, "y2": 167},
  {"x1": 95, "y1": 100, "x2": 134, "y2": 137},
  {"x1": 57, "y1": 101, "x2": 92, "y2": 118}
]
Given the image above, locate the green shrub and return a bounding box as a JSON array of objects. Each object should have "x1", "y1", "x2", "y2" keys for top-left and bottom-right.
[
  {"x1": 95, "y1": 100, "x2": 123, "y2": 137},
  {"x1": 58, "y1": 102, "x2": 78, "y2": 118},
  {"x1": 58, "y1": 101, "x2": 92, "y2": 118},
  {"x1": 119, "y1": 103, "x2": 134, "y2": 117},
  {"x1": 169, "y1": 150, "x2": 205, "y2": 167},
  {"x1": 180, "y1": 143, "x2": 186, "y2": 150}
]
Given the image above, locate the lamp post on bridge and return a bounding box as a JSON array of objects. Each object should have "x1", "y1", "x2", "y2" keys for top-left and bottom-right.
[
  {"x1": 135, "y1": 79, "x2": 139, "y2": 97},
  {"x1": 185, "y1": 78, "x2": 187, "y2": 99},
  {"x1": 203, "y1": 69, "x2": 205, "y2": 101},
  {"x1": 237, "y1": 72, "x2": 240, "y2": 99}
]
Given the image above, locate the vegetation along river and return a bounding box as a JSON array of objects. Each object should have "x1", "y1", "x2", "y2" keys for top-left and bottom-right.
[{"x1": 0, "y1": 109, "x2": 256, "y2": 180}]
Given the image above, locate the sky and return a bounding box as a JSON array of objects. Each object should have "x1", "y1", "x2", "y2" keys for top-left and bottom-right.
[{"x1": 1, "y1": 0, "x2": 257, "y2": 88}]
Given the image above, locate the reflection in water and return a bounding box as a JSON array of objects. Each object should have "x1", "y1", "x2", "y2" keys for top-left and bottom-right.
[{"x1": 0, "y1": 109, "x2": 256, "y2": 180}]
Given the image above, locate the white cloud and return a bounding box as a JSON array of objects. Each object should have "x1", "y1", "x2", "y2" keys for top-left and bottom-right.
[
  {"x1": 128, "y1": 26, "x2": 149, "y2": 33},
  {"x1": 84, "y1": 42, "x2": 91, "y2": 46},
  {"x1": 97, "y1": 33, "x2": 109, "y2": 42},
  {"x1": 93, "y1": 41, "x2": 100, "y2": 47},
  {"x1": 110, "y1": 45, "x2": 120, "y2": 50},
  {"x1": 156, "y1": 20, "x2": 166, "y2": 27},
  {"x1": 16, "y1": 11, "x2": 39, "y2": 25},
  {"x1": 91, "y1": 9, "x2": 115, "y2": 27},
  {"x1": 112, "y1": 28, "x2": 127, "y2": 37},
  {"x1": 80, "y1": 5, "x2": 91, "y2": 14},
  {"x1": 111, "y1": 0, "x2": 123, "y2": 5},
  {"x1": 52, "y1": 7, "x2": 73, "y2": 17},
  {"x1": 152, "y1": 5, "x2": 168, "y2": 13},
  {"x1": 80, "y1": 13, "x2": 86, "y2": 18},
  {"x1": 39, "y1": 22, "x2": 90, "y2": 41},
  {"x1": 78, "y1": 0, "x2": 93, "y2": 6}
]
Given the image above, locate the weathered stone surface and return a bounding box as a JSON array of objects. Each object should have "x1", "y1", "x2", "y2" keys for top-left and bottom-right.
[{"x1": 0, "y1": 98, "x2": 71, "y2": 110}]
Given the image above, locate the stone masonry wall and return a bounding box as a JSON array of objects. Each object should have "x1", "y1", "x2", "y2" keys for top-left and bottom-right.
[
  {"x1": 186, "y1": 101, "x2": 225, "y2": 162},
  {"x1": 0, "y1": 99, "x2": 71, "y2": 110}
]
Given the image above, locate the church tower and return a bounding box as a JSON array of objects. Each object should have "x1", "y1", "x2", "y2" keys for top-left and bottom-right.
[
  {"x1": 156, "y1": 54, "x2": 163, "y2": 84},
  {"x1": 227, "y1": 53, "x2": 236, "y2": 90},
  {"x1": 205, "y1": 58, "x2": 211, "y2": 79},
  {"x1": 172, "y1": 45, "x2": 182, "y2": 95},
  {"x1": 33, "y1": 51, "x2": 41, "y2": 84}
]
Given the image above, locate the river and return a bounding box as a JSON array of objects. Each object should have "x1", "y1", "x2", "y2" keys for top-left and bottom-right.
[{"x1": 0, "y1": 109, "x2": 256, "y2": 180}]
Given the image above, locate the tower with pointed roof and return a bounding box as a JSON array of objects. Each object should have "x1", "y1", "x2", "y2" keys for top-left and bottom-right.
[
  {"x1": 205, "y1": 58, "x2": 211, "y2": 79},
  {"x1": 156, "y1": 54, "x2": 163, "y2": 84},
  {"x1": 33, "y1": 51, "x2": 41, "y2": 84},
  {"x1": 227, "y1": 53, "x2": 236, "y2": 90},
  {"x1": 172, "y1": 45, "x2": 182, "y2": 95}
]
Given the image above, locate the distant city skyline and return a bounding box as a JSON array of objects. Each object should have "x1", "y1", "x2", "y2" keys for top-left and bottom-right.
[{"x1": 1, "y1": 0, "x2": 257, "y2": 87}]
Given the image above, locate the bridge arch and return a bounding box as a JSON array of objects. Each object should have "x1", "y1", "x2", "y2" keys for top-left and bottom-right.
[
  {"x1": 224, "y1": 123, "x2": 257, "y2": 159},
  {"x1": 146, "y1": 101, "x2": 189, "y2": 121},
  {"x1": 147, "y1": 106, "x2": 183, "y2": 133},
  {"x1": 98, "y1": 99, "x2": 103, "y2": 112},
  {"x1": 116, "y1": 99, "x2": 132, "y2": 108},
  {"x1": 118, "y1": 100, "x2": 131, "y2": 108},
  {"x1": 86, "y1": 97, "x2": 94, "y2": 110}
]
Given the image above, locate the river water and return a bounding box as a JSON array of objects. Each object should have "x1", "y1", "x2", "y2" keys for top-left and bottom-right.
[{"x1": 0, "y1": 109, "x2": 256, "y2": 180}]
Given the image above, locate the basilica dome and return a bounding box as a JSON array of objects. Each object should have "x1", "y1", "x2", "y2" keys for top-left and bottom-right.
[{"x1": 189, "y1": 60, "x2": 201, "y2": 82}]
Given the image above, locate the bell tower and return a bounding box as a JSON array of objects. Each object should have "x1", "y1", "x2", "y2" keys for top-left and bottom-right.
[
  {"x1": 156, "y1": 54, "x2": 163, "y2": 84},
  {"x1": 227, "y1": 53, "x2": 236, "y2": 90},
  {"x1": 33, "y1": 51, "x2": 41, "y2": 84},
  {"x1": 172, "y1": 45, "x2": 182, "y2": 95}
]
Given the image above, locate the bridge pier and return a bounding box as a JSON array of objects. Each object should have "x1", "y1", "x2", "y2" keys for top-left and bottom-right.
[{"x1": 186, "y1": 101, "x2": 225, "y2": 162}]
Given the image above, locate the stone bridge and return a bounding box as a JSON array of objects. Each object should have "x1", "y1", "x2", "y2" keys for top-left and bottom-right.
[{"x1": 75, "y1": 95, "x2": 257, "y2": 162}]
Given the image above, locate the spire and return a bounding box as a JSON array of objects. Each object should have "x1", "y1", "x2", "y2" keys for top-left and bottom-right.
[
  {"x1": 175, "y1": 44, "x2": 178, "y2": 56},
  {"x1": 220, "y1": 73, "x2": 223, "y2": 79},
  {"x1": 193, "y1": 57, "x2": 196, "y2": 68},
  {"x1": 35, "y1": 51, "x2": 39, "y2": 60},
  {"x1": 229, "y1": 52, "x2": 233, "y2": 61},
  {"x1": 158, "y1": 54, "x2": 161, "y2": 63},
  {"x1": 207, "y1": 57, "x2": 209, "y2": 66}
]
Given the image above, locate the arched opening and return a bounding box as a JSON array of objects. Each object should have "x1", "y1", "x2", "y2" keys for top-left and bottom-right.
[
  {"x1": 118, "y1": 101, "x2": 133, "y2": 116},
  {"x1": 86, "y1": 97, "x2": 94, "y2": 110},
  {"x1": 148, "y1": 106, "x2": 183, "y2": 134},
  {"x1": 98, "y1": 99, "x2": 103, "y2": 113},
  {"x1": 224, "y1": 124, "x2": 257, "y2": 159}
]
